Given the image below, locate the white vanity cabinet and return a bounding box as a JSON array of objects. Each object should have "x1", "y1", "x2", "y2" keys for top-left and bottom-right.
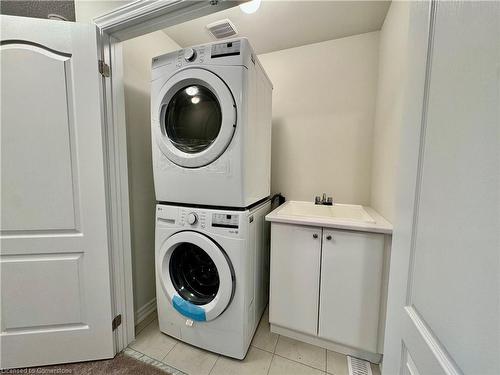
[
  {"x1": 269, "y1": 223, "x2": 322, "y2": 336},
  {"x1": 318, "y1": 228, "x2": 385, "y2": 353},
  {"x1": 268, "y1": 221, "x2": 387, "y2": 358}
]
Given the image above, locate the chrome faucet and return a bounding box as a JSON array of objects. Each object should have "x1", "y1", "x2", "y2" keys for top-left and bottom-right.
[{"x1": 315, "y1": 193, "x2": 334, "y2": 206}]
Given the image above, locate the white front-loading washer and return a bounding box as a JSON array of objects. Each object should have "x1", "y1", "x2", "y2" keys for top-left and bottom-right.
[
  {"x1": 151, "y1": 38, "x2": 273, "y2": 207},
  {"x1": 155, "y1": 200, "x2": 271, "y2": 359}
]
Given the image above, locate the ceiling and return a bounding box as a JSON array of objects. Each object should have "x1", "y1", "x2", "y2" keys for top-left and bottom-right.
[
  {"x1": 1, "y1": 0, "x2": 76, "y2": 21},
  {"x1": 163, "y1": 1, "x2": 391, "y2": 55}
]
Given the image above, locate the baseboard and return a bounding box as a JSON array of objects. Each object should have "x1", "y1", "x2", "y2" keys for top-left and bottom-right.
[
  {"x1": 271, "y1": 324, "x2": 382, "y2": 364},
  {"x1": 135, "y1": 298, "x2": 157, "y2": 326}
]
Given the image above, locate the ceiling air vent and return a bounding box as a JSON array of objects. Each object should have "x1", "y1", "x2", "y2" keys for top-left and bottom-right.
[{"x1": 206, "y1": 19, "x2": 238, "y2": 40}]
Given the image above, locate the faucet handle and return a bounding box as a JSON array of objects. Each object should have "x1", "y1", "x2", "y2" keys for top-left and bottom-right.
[
  {"x1": 315, "y1": 196, "x2": 321, "y2": 205},
  {"x1": 327, "y1": 197, "x2": 334, "y2": 205}
]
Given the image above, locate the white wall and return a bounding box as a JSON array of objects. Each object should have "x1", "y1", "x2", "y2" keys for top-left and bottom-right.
[
  {"x1": 258, "y1": 32, "x2": 379, "y2": 204},
  {"x1": 75, "y1": 2, "x2": 180, "y2": 322},
  {"x1": 122, "y1": 33, "x2": 180, "y2": 321},
  {"x1": 370, "y1": 2, "x2": 410, "y2": 222}
]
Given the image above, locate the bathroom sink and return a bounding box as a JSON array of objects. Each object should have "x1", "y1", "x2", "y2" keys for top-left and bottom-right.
[
  {"x1": 266, "y1": 201, "x2": 393, "y2": 234},
  {"x1": 278, "y1": 201, "x2": 375, "y2": 223}
]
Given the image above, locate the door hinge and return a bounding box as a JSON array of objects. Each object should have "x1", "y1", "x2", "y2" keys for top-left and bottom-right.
[
  {"x1": 112, "y1": 314, "x2": 122, "y2": 331},
  {"x1": 98, "y1": 59, "x2": 110, "y2": 77}
]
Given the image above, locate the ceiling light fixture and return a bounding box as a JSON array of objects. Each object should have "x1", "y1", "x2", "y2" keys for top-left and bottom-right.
[{"x1": 239, "y1": 0, "x2": 261, "y2": 14}]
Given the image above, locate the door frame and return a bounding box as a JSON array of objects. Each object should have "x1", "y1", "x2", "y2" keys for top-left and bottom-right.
[
  {"x1": 92, "y1": 0, "x2": 242, "y2": 353},
  {"x1": 382, "y1": 1, "x2": 464, "y2": 374},
  {"x1": 382, "y1": 1, "x2": 435, "y2": 373}
]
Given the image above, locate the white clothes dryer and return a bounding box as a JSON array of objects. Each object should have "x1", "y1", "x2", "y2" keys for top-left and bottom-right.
[
  {"x1": 155, "y1": 200, "x2": 271, "y2": 359},
  {"x1": 151, "y1": 38, "x2": 273, "y2": 207}
]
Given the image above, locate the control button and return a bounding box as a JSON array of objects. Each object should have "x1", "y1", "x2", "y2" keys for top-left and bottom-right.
[
  {"x1": 184, "y1": 48, "x2": 196, "y2": 62},
  {"x1": 187, "y1": 212, "x2": 198, "y2": 225}
]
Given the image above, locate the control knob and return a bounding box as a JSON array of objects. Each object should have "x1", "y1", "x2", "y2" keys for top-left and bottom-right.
[
  {"x1": 184, "y1": 48, "x2": 196, "y2": 62},
  {"x1": 187, "y1": 212, "x2": 198, "y2": 225}
]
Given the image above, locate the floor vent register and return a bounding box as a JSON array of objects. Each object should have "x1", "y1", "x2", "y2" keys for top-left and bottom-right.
[{"x1": 347, "y1": 356, "x2": 373, "y2": 375}]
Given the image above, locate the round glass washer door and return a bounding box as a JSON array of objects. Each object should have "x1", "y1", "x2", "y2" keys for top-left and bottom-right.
[
  {"x1": 157, "y1": 231, "x2": 235, "y2": 321},
  {"x1": 153, "y1": 68, "x2": 236, "y2": 168}
]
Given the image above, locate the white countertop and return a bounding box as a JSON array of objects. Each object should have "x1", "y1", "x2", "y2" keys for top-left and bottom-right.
[{"x1": 265, "y1": 201, "x2": 393, "y2": 234}]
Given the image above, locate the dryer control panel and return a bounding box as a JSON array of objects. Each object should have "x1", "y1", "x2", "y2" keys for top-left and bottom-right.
[
  {"x1": 174, "y1": 46, "x2": 208, "y2": 67},
  {"x1": 211, "y1": 40, "x2": 241, "y2": 58},
  {"x1": 151, "y1": 38, "x2": 253, "y2": 75}
]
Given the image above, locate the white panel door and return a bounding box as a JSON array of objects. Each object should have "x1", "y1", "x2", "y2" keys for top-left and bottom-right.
[
  {"x1": 318, "y1": 229, "x2": 385, "y2": 353},
  {"x1": 0, "y1": 15, "x2": 114, "y2": 369},
  {"x1": 383, "y1": 2, "x2": 499, "y2": 375},
  {"x1": 269, "y1": 223, "x2": 322, "y2": 336}
]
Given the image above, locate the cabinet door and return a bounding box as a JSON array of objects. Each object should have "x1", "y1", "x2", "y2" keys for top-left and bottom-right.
[
  {"x1": 319, "y1": 229, "x2": 385, "y2": 352},
  {"x1": 269, "y1": 223, "x2": 322, "y2": 336}
]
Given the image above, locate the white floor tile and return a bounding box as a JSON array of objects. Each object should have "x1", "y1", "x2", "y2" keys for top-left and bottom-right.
[
  {"x1": 128, "y1": 319, "x2": 177, "y2": 361},
  {"x1": 268, "y1": 355, "x2": 325, "y2": 375},
  {"x1": 162, "y1": 342, "x2": 218, "y2": 375},
  {"x1": 326, "y1": 350, "x2": 348, "y2": 375},
  {"x1": 251, "y1": 308, "x2": 279, "y2": 353},
  {"x1": 135, "y1": 310, "x2": 158, "y2": 336},
  {"x1": 275, "y1": 335, "x2": 326, "y2": 371},
  {"x1": 209, "y1": 347, "x2": 273, "y2": 375}
]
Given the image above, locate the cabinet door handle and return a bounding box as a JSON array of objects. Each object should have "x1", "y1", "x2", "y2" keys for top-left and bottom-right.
[
  {"x1": 313, "y1": 234, "x2": 318, "y2": 239},
  {"x1": 326, "y1": 235, "x2": 332, "y2": 240}
]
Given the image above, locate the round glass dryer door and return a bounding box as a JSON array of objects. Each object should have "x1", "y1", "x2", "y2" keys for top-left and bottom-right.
[
  {"x1": 157, "y1": 231, "x2": 235, "y2": 321},
  {"x1": 153, "y1": 68, "x2": 236, "y2": 168},
  {"x1": 165, "y1": 85, "x2": 222, "y2": 154}
]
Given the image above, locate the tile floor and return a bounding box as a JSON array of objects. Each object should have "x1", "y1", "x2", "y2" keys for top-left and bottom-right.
[{"x1": 128, "y1": 309, "x2": 381, "y2": 375}]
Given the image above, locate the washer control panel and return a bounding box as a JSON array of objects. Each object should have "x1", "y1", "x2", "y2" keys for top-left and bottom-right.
[
  {"x1": 183, "y1": 48, "x2": 196, "y2": 62},
  {"x1": 180, "y1": 209, "x2": 207, "y2": 229},
  {"x1": 212, "y1": 213, "x2": 239, "y2": 229},
  {"x1": 186, "y1": 212, "x2": 198, "y2": 225},
  {"x1": 157, "y1": 205, "x2": 244, "y2": 237},
  {"x1": 179, "y1": 209, "x2": 240, "y2": 231}
]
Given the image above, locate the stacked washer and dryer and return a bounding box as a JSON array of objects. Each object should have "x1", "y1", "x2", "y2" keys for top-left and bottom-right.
[{"x1": 151, "y1": 38, "x2": 273, "y2": 359}]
